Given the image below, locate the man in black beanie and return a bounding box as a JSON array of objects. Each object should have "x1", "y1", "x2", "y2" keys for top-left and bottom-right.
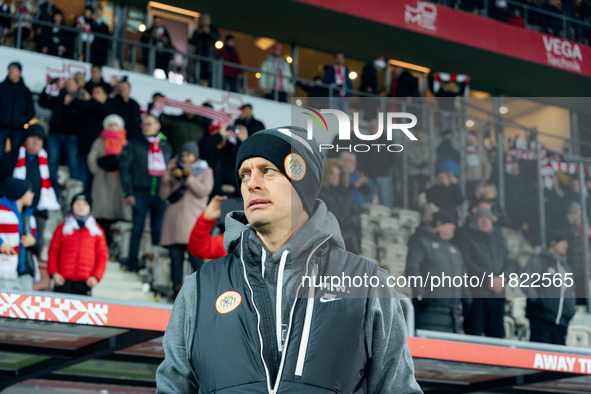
[
  {"x1": 406, "y1": 210, "x2": 469, "y2": 333},
  {"x1": 157, "y1": 127, "x2": 421, "y2": 393},
  {"x1": 522, "y1": 229, "x2": 576, "y2": 345}
]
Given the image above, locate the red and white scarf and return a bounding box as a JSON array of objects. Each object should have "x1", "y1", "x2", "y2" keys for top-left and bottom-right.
[
  {"x1": 12, "y1": 146, "x2": 60, "y2": 211},
  {"x1": 147, "y1": 135, "x2": 166, "y2": 176},
  {"x1": 62, "y1": 214, "x2": 102, "y2": 236},
  {"x1": 0, "y1": 204, "x2": 39, "y2": 281}
]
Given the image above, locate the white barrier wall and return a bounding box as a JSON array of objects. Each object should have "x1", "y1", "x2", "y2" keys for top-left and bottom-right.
[{"x1": 0, "y1": 47, "x2": 293, "y2": 130}]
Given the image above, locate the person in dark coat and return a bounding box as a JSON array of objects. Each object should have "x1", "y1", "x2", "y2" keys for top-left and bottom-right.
[
  {"x1": 84, "y1": 65, "x2": 112, "y2": 96},
  {"x1": 0, "y1": 63, "x2": 35, "y2": 159},
  {"x1": 188, "y1": 14, "x2": 220, "y2": 86},
  {"x1": 522, "y1": 229, "x2": 577, "y2": 345},
  {"x1": 113, "y1": 79, "x2": 142, "y2": 140},
  {"x1": 0, "y1": 125, "x2": 60, "y2": 253},
  {"x1": 119, "y1": 116, "x2": 173, "y2": 272},
  {"x1": 140, "y1": 17, "x2": 174, "y2": 72},
  {"x1": 406, "y1": 211, "x2": 469, "y2": 333},
  {"x1": 426, "y1": 171, "x2": 464, "y2": 226},
  {"x1": 37, "y1": 11, "x2": 74, "y2": 58},
  {"x1": 159, "y1": 99, "x2": 208, "y2": 154},
  {"x1": 218, "y1": 35, "x2": 241, "y2": 93},
  {"x1": 455, "y1": 207, "x2": 511, "y2": 338},
  {"x1": 436, "y1": 130, "x2": 460, "y2": 176},
  {"x1": 234, "y1": 104, "x2": 265, "y2": 137},
  {"x1": 90, "y1": 6, "x2": 110, "y2": 66},
  {"x1": 318, "y1": 159, "x2": 361, "y2": 255}
]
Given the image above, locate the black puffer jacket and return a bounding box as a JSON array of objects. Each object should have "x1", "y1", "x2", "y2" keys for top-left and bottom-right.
[
  {"x1": 454, "y1": 218, "x2": 511, "y2": 297},
  {"x1": 522, "y1": 251, "x2": 577, "y2": 328},
  {"x1": 0, "y1": 77, "x2": 35, "y2": 130}
]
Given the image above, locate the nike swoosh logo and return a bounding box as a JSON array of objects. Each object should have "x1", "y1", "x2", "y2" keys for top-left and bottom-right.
[{"x1": 319, "y1": 297, "x2": 341, "y2": 303}]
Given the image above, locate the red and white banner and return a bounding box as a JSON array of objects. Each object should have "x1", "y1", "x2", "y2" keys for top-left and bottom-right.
[
  {"x1": 149, "y1": 97, "x2": 234, "y2": 125},
  {"x1": 297, "y1": 0, "x2": 591, "y2": 77}
]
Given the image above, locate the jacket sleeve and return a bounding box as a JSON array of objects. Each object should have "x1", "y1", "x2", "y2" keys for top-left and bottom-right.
[
  {"x1": 91, "y1": 227, "x2": 109, "y2": 281},
  {"x1": 156, "y1": 273, "x2": 199, "y2": 393},
  {"x1": 38, "y1": 87, "x2": 55, "y2": 110},
  {"x1": 185, "y1": 168, "x2": 214, "y2": 199},
  {"x1": 158, "y1": 177, "x2": 175, "y2": 201},
  {"x1": 283, "y1": 61, "x2": 295, "y2": 94},
  {"x1": 118, "y1": 141, "x2": 135, "y2": 197},
  {"x1": 187, "y1": 213, "x2": 227, "y2": 259},
  {"x1": 259, "y1": 59, "x2": 272, "y2": 91},
  {"x1": 47, "y1": 224, "x2": 64, "y2": 277},
  {"x1": 366, "y1": 269, "x2": 423, "y2": 394},
  {"x1": 87, "y1": 139, "x2": 102, "y2": 175}
]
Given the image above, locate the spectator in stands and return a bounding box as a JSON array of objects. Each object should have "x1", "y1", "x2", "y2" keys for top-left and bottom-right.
[
  {"x1": 488, "y1": 0, "x2": 509, "y2": 22},
  {"x1": 38, "y1": 77, "x2": 84, "y2": 181},
  {"x1": 323, "y1": 53, "x2": 352, "y2": 114},
  {"x1": 406, "y1": 210, "x2": 468, "y2": 333},
  {"x1": 544, "y1": 0, "x2": 564, "y2": 36},
  {"x1": 234, "y1": 103, "x2": 265, "y2": 137},
  {"x1": 75, "y1": 5, "x2": 94, "y2": 59},
  {"x1": 487, "y1": 145, "x2": 500, "y2": 186},
  {"x1": 407, "y1": 128, "x2": 431, "y2": 211},
  {"x1": 465, "y1": 132, "x2": 492, "y2": 200},
  {"x1": 259, "y1": 43, "x2": 295, "y2": 102},
  {"x1": 0, "y1": 125, "x2": 60, "y2": 252},
  {"x1": 90, "y1": 6, "x2": 110, "y2": 66},
  {"x1": 69, "y1": 84, "x2": 117, "y2": 194},
  {"x1": 505, "y1": 160, "x2": 538, "y2": 243},
  {"x1": 189, "y1": 13, "x2": 220, "y2": 86},
  {"x1": 156, "y1": 127, "x2": 422, "y2": 393},
  {"x1": 0, "y1": 62, "x2": 34, "y2": 159},
  {"x1": 391, "y1": 66, "x2": 420, "y2": 100},
  {"x1": 358, "y1": 119, "x2": 396, "y2": 207},
  {"x1": 36, "y1": 0, "x2": 61, "y2": 32},
  {"x1": 566, "y1": 201, "x2": 589, "y2": 303},
  {"x1": 0, "y1": 177, "x2": 38, "y2": 291},
  {"x1": 340, "y1": 152, "x2": 369, "y2": 212},
  {"x1": 218, "y1": 34, "x2": 241, "y2": 93},
  {"x1": 159, "y1": 141, "x2": 213, "y2": 296},
  {"x1": 159, "y1": 99, "x2": 207, "y2": 154},
  {"x1": 426, "y1": 171, "x2": 463, "y2": 226},
  {"x1": 523, "y1": 229, "x2": 576, "y2": 345},
  {"x1": 87, "y1": 114, "x2": 130, "y2": 249},
  {"x1": 48, "y1": 193, "x2": 108, "y2": 296},
  {"x1": 199, "y1": 123, "x2": 247, "y2": 198},
  {"x1": 564, "y1": 178, "x2": 591, "y2": 216},
  {"x1": 436, "y1": 130, "x2": 460, "y2": 176},
  {"x1": 37, "y1": 10, "x2": 72, "y2": 58},
  {"x1": 113, "y1": 78, "x2": 142, "y2": 140},
  {"x1": 360, "y1": 57, "x2": 386, "y2": 96},
  {"x1": 147, "y1": 92, "x2": 164, "y2": 113},
  {"x1": 508, "y1": 9, "x2": 525, "y2": 27},
  {"x1": 407, "y1": 202, "x2": 439, "y2": 250},
  {"x1": 319, "y1": 158, "x2": 362, "y2": 255},
  {"x1": 85, "y1": 65, "x2": 112, "y2": 95},
  {"x1": 119, "y1": 115, "x2": 173, "y2": 272},
  {"x1": 11, "y1": 0, "x2": 39, "y2": 43},
  {"x1": 455, "y1": 206, "x2": 510, "y2": 338},
  {"x1": 187, "y1": 195, "x2": 227, "y2": 260},
  {"x1": 141, "y1": 17, "x2": 173, "y2": 72}
]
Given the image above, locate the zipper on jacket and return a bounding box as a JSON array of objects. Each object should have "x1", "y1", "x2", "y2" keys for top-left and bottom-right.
[
  {"x1": 295, "y1": 263, "x2": 318, "y2": 376},
  {"x1": 555, "y1": 257, "x2": 566, "y2": 326}
]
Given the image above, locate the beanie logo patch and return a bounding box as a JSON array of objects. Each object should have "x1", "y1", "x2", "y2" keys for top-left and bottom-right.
[{"x1": 284, "y1": 153, "x2": 306, "y2": 181}]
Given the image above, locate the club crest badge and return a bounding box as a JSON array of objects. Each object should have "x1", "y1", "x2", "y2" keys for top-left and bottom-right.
[
  {"x1": 284, "y1": 153, "x2": 306, "y2": 181},
  {"x1": 216, "y1": 291, "x2": 242, "y2": 314}
]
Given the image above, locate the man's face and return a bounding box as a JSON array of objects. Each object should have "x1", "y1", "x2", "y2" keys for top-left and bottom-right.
[
  {"x1": 571, "y1": 180, "x2": 581, "y2": 194},
  {"x1": 476, "y1": 216, "x2": 493, "y2": 232},
  {"x1": 8, "y1": 65, "x2": 20, "y2": 83},
  {"x1": 72, "y1": 200, "x2": 91, "y2": 218},
  {"x1": 483, "y1": 185, "x2": 497, "y2": 200},
  {"x1": 553, "y1": 240, "x2": 569, "y2": 256},
  {"x1": 239, "y1": 157, "x2": 301, "y2": 233},
  {"x1": 436, "y1": 172, "x2": 449, "y2": 186},
  {"x1": 436, "y1": 223, "x2": 456, "y2": 241},
  {"x1": 119, "y1": 81, "x2": 130, "y2": 97},
  {"x1": 21, "y1": 190, "x2": 35, "y2": 207},
  {"x1": 141, "y1": 116, "x2": 160, "y2": 136},
  {"x1": 24, "y1": 135, "x2": 43, "y2": 155},
  {"x1": 335, "y1": 53, "x2": 345, "y2": 65},
  {"x1": 240, "y1": 106, "x2": 252, "y2": 119},
  {"x1": 328, "y1": 166, "x2": 341, "y2": 187},
  {"x1": 84, "y1": 8, "x2": 92, "y2": 19},
  {"x1": 94, "y1": 7, "x2": 102, "y2": 18},
  {"x1": 92, "y1": 86, "x2": 107, "y2": 103},
  {"x1": 226, "y1": 38, "x2": 235, "y2": 48},
  {"x1": 65, "y1": 78, "x2": 78, "y2": 93},
  {"x1": 199, "y1": 16, "x2": 211, "y2": 28},
  {"x1": 91, "y1": 66, "x2": 101, "y2": 82},
  {"x1": 342, "y1": 155, "x2": 356, "y2": 173}
]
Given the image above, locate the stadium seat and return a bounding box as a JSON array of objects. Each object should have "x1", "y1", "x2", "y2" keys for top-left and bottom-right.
[
  {"x1": 566, "y1": 325, "x2": 591, "y2": 348},
  {"x1": 361, "y1": 239, "x2": 377, "y2": 259}
]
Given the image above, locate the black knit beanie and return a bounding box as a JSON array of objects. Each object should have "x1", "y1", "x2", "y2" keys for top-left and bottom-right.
[
  {"x1": 4, "y1": 178, "x2": 31, "y2": 202},
  {"x1": 235, "y1": 126, "x2": 324, "y2": 216},
  {"x1": 71, "y1": 193, "x2": 92, "y2": 212}
]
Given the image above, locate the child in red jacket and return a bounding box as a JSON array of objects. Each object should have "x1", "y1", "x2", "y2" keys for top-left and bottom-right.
[{"x1": 48, "y1": 193, "x2": 108, "y2": 295}]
